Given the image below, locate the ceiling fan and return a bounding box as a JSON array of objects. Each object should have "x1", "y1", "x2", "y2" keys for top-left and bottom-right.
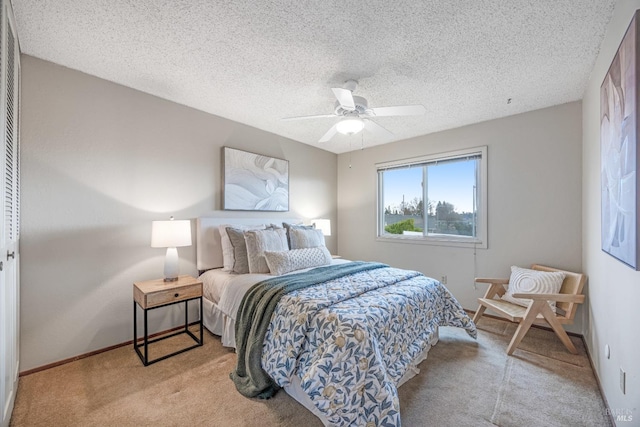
[{"x1": 282, "y1": 80, "x2": 426, "y2": 143}]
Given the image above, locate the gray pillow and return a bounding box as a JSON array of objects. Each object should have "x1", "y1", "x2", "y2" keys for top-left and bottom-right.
[
  {"x1": 244, "y1": 228, "x2": 289, "y2": 274},
  {"x1": 219, "y1": 223, "x2": 264, "y2": 272},
  {"x1": 289, "y1": 228, "x2": 325, "y2": 249},
  {"x1": 225, "y1": 227, "x2": 251, "y2": 274},
  {"x1": 282, "y1": 222, "x2": 314, "y2": 249}
]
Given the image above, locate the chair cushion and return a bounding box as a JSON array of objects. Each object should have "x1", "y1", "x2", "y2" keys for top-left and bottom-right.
[{"x1": 502, "y1": 266, "x2": 565, "y2": 312}]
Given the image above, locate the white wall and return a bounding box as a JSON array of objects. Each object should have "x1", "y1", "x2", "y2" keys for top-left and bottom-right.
[
  {"x1": 583, "y1": 1, "x2": 640, "y2": 422},
  {"x1": 20, "y1": 56, "x2": 337, "y2": 371},
  {"x1": 337, "y1": 102, "x2": 584, "y2": 331}
]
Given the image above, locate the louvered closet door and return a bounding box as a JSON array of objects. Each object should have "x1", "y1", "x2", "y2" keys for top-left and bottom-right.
[{"x1": 0, "y1": 0, "x2": 20, "y2": 425}]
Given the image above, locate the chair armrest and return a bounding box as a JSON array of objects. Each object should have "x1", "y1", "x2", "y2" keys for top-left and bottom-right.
[
  {"x1": 475, "y1": 279, "x2": 508, "y2": 299},
  {"x1": 511, "y1": 293, "x2": 585, "y2": 303},
  {"x1": 475, "y1": 277, "x2": 509, "y2": 285}
]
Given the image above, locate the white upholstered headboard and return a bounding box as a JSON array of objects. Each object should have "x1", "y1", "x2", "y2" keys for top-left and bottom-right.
[{"x1": 196, "y1": 216, "x2": 301, "y2": 271}]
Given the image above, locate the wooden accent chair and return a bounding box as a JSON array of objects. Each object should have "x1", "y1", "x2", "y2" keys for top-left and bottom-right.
[{"x1": 472, "y1": 264, "x2": 586, "y2": 355}]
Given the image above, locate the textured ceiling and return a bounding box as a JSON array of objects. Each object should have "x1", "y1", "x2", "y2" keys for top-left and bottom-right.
[{"x1": 13, "y1": 0, "x2": 615, "y2": 154}]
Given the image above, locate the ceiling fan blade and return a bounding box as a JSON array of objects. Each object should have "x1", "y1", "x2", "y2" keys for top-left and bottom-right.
[
  {"x1": 282, "y1": 113, "x2": 336, "y2": 121},
  {"x1": 364, "y1": 119, "x2": 394, "y2": 139},
  {"x1": 319, "y1": 123, "x2": 339, "y2": 143},
  {"x1": 331, "y1": 87, "x2": 355, "y2": 110},
  {"x1": 368, "y1": 105, "x2": 426, "y2": 117}
]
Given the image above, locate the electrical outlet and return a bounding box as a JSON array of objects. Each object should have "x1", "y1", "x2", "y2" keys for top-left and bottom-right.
[
  {"x1": 620, "y1": 368, "x2": 626, "y2": 394},
  {"x1": 441, "y1": 275, "x2": 447, "y2": 284}
]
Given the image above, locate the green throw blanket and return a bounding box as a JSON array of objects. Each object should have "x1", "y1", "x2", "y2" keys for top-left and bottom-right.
[{"x1": 230, "y1": 261, "x2": 388, "y2": 399}]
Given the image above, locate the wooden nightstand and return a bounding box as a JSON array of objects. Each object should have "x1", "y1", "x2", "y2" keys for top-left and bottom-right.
[{"x1": 133, "y1": 275, "x2": 203, "y2": 366}]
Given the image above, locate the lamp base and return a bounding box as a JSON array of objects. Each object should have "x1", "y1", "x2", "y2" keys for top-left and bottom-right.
[{"x1": 163, "y1": 247, "x2": 180, "y2": 282}]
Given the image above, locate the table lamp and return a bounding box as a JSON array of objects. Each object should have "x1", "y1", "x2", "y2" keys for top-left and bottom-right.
[
  {"x1": 151, "y1": 216, "x2": 192, "y2": 281},
  {"x1": 312, "y1": 219, "x2": 331, "y2": 236}
]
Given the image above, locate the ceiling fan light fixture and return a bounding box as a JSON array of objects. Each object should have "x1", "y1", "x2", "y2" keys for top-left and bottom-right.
[{"x1": 336, "y1": 118, "x2": 364, "y2": 135}]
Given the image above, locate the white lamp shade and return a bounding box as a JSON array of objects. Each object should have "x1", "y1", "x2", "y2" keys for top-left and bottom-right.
[
  {"x1": 312, "y1": 219, "x2": 331, "y2": 236},
  {"x1": 151, "y1": 219, "x2": 192, "y2": 248},
  {"x1": 336, "y1": 118, "x2": 364, "y2": 135}
]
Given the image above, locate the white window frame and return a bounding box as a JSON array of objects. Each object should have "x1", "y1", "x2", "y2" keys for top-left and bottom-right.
[{"x1": 376, "y1": 146, "x2": 488, "y2": 249}]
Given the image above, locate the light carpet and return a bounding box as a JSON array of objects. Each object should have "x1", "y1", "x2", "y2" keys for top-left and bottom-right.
[{"x1": 10, "y1": 316, "x2": 610, "y2": 426}]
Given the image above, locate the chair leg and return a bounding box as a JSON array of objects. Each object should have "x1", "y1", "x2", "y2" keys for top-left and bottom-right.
[
  {"x1": 538, "y1": 303, "x2": 578, "y2": 354},
  {"x1": 506, "y1": 301, "x2": 579, "y2": 355},
  {"x1": 506, "y1": 300, "x2": 545, "y2": 355},
  {"x1": 472, "y1": 305, "x2": 486, "y2": 324}
]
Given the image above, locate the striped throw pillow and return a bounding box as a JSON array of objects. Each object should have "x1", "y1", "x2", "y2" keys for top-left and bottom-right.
[{"x1": 502, "y1": 266, "x2": 565, "y2": 312}]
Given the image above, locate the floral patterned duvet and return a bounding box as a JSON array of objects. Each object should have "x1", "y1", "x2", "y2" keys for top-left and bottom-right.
[{"x1": 260, "y1": 265, "x2": 476, "y2": 426}]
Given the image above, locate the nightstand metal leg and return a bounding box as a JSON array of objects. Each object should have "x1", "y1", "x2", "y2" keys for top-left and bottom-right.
[
  {"x1": 199, "y1": 296, "x2": 203, "y2": 344},
  {"x1": 133, "y1": 302, "x2": 150, "y2": 366},
  {"x1": 143, "y1": 307, "x2": 149, "y2": 365},
  {"x1": 185, "y1": 300, "x2": 189, "y2": 333},
  {"x1": 133, "y1": 301, "x2": 137, "y2": 354}
]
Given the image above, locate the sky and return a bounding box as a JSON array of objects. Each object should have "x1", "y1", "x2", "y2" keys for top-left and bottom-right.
[{"x1": 382, "y1": 159, "x2": 476, "y2": 213}]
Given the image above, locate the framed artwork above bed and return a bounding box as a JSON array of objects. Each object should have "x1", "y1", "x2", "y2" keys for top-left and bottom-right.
[{"x1": 223, "y1": 147, "x2": 289, "y2": 211}]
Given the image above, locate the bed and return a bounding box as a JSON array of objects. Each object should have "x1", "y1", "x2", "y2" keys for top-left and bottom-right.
[{"x1": 196, "y1": 217, "x2": 476, "y2": 426}]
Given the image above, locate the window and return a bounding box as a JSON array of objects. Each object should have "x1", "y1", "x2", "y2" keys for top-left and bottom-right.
[{"x1": 376, "y1": 146, "x2": 487, "y2": 248}]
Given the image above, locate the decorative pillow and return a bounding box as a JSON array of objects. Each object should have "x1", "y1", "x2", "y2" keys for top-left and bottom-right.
[
  {"x1": 502, "y1": 266, "x2": 566, "y2": 312},
  {"x1": 282, "y1": 222, "x2": 314, "y2": 249},
  {"x1": 244, "y1": 228, "x2": 289, "y2": 274},
  {"x1": 264, "y1": 247, "x2": 332, "y2": 276},
  {"x1": 219, "y1": 223, "x2": 264, "y2": 271},
  {"x1": 289, "y1": 228, "x2": 325, "y2": 249},
  {"x1": 225, "y1": 227, "x2": 252, "y2": 274}
]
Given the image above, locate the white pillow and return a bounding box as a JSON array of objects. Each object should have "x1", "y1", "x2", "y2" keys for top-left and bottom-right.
[
  {"x1": 502, "y1": 266, "x2": 566, "y2": 312},
  {"x1": 218, "y1": 224, "x2": 264, "y2": 271},
  {"x1": 289, "y1": 228, "x2": 325, "y2": 249},
  {"x1": 244, "y1": 228, "x2": 289, "y2": 274},
  {"x1": 264, "y1": 247, "x2": 332, "y2": 276}
]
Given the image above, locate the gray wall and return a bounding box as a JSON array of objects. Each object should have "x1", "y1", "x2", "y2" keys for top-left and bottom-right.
[
  {"x1": 582, "y1": 0, "x2": 640, "y2": 418},
  {"x1": 20, "y1": 55, "x2": 337, "y2": 371},
  {"x1": 337, "y1": 102, "x2": 584, "y2": 331}
]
